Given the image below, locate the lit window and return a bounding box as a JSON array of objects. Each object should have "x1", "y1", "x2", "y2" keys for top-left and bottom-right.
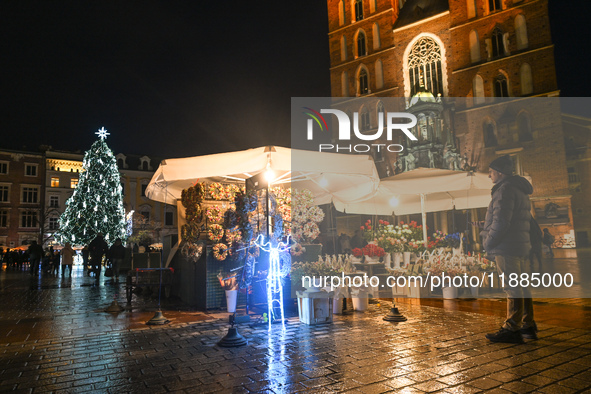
[
  {"x1": 408, "y1": 37, "x2": 444, "y2": 97},
  {"x1": 0, "y1": 185, "x2": 9, "y2": 202},
  {"x1": 0, "y1": 162, "x2": 8, "y2": 175},
  {"x1": 22, "y1": 187, "x2": 39, "y2": 203},
  {"x1": 71, "y1": 178, "x2": 79, "y2": 188},
  {"x1": 49, "y1": 195, "x2": 59, "y2": 208},
  {"x1": 0, "y1": 210, "x2": 7, "y2": 227},
  {"x1": 20, "y1": 211, "x2": 37, "y2": 228},
  {"x1": 25, "y1": 164, "x2": 38, "y2": 177},
  {"x1": 51, "y1": 177, "x2": 59, "y2": 187}
]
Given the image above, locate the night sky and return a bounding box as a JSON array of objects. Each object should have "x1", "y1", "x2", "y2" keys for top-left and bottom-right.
[{"x1": 1, "y1": 1, "x2": 589, "y2": 159}]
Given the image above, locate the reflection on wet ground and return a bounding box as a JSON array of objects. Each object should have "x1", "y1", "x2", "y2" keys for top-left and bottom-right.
[{"x1": 1, "y1": 262, "x2": 591, "y2": 392}]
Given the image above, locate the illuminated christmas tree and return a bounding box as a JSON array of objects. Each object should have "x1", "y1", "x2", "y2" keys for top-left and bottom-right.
[{"x1": 57, "y1": 128, "x2": 127, "y2": 246}]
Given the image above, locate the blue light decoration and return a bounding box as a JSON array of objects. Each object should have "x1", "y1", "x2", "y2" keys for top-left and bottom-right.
[{"x1": 254, "y1": 234, "x2": 292, "y2": 330}]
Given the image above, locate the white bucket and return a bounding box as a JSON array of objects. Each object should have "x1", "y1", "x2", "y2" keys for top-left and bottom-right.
[
  {"x1": 442, "y1": 286, "x2": 458, "y2": 299},
  {"x1": 352, "y1": 297, "x2": 369, "y2": 311},
  {"x1": 333, "y1": 297, "x2": 343, "y2": 314},
  {"x1": 225, "y1": 290, "x2": 238, "y2": 313}
]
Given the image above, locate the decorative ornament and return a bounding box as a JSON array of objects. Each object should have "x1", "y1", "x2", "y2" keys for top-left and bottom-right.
[
  {"x1": 213, "y1": 243, "x2": 229, "y2": 261},
  {"x1": 209, "y1": 182, "x2": 229, "y2": 200},
  {"x1": 208, "y1": 224, "x2": 224, "y2": 242},
  {"x1": 206, "y1": 205, "x2": 223, "y2": 223}
]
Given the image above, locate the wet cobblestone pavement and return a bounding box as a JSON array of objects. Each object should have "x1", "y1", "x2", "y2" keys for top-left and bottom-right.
[{"x1": 1, "y1": 266, "x2": 591, "y2": 393}]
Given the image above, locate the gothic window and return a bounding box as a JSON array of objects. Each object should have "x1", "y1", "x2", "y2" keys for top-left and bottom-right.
[
  {"x1": 354, "y1": 0, "x2": 364, "y2": 21},
  {"x1": 375, "y1": 59, "x2": 384, "y2": 89},
  {"x1": 494, "y1": 73, "x2": 509, "y2": 97},
  {"x1": 372, "y1": 23, "x2": 381, "y2": 50},
  {"x1": 376, "y1": 101, "x2": 385, "y2": 120},
  {"x1": 339, "y1": 0, "x2": 346, "y2": 25},
  {"x1": 469, "y1": 30, "x2": 480, "y2": 63},
  {"x1": 491, "y1": 28, "x2": 505, "y2": 58},
  {"x1": 358, "y1": 68, "x2": 369, "y2": 95},
  {"x1": 370, "y1": 0, "x2": 377, "y2": 13},
  {"x1": 341, "y1": 35, "x2": 347, "y2": 61},
  {"x1": 473, "y1": 75, "x2": 485, "y2": 104},
  {"x1": 515, "y1": 14, "x2": 528, "y2": 50},
  {"x1": 520, "y1": 63, "x2": 533, "y2": 95},
  {"x1": 408, "y1": 37, "x2": 444, "y2": 97},
  {"x1": 489, "y1": 0, "x2": 501, "y2": 13},
  {"x1": 517, "y1": 112, "x2": 533, "y2": 142},
  {"x1": 360, "y1": 106, "x2": 370, "y2": 131},
  {"x1": 341, "y1": 71, "x2": 349, "y2": 97},
  {"x1": 356, "y1": 30, "x2": 367, "y2": 57},
  {"x1": 483, "y1": 121, "x2": 498, "y2": 147},
  {"x1": 467, "y1": 0, "x2": 477, "y2": 18}
]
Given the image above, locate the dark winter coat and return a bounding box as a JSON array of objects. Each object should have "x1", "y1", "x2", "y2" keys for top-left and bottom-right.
[
  {"x1": 88, "y1": 236, "x2": 108, "y2": 258},
  {"x1": 108, "y1": 244, "x2": 126, "y2": 260},
  {"x1": 481, "y1": 175, "x2": 533, "y2": 257}
]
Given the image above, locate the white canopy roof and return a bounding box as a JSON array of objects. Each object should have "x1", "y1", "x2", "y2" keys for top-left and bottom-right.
[
  {"x1": 336, "y1": 168, "x2": 493, "y2": 216},
  {"x1": 145, "y1": 146, "x2": 380, "y2": 206}
]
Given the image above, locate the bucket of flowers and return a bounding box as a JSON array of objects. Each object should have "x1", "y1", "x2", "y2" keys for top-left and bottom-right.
[{"x1": 360, "y1": 243, "x2": 385, "y2": 263}]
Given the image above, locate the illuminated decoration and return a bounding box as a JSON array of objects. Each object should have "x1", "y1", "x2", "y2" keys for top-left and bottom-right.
[
  {"x1": 95, "y1": 126, "x2": 110, "y2": 140},
  {"x1": 126, "y1": 210, "x2": 134, "y2": 237},
  {"x1": 56, "y1": 131, "x2": 126, "y2": 246},
  {"x1": 254, "y1": 234, "x2": 292, "y2": 330}
]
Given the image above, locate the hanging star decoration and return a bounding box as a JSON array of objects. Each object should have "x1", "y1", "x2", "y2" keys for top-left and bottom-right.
[{"x1": 95, "y1": 127, "x2": 110, "y2": 140}]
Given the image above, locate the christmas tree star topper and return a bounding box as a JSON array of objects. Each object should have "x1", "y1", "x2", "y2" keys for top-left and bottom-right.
[{"x1": 95, "y1": 127, "x2": 110, "y2": 140}]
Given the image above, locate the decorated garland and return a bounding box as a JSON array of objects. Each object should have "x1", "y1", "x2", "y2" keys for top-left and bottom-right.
[
  {"x1": 208, "y1": 224, "x2": 224, "y2": 242},
  {"x1": 206, "y1": 205, "x2": 223, "y2": 223},
  {"x1": 213, "y1": 243, "x2": 229, "y2": 261},
  {"x1": 209, "y1": 182, "x2": 229, "y2": 200}
]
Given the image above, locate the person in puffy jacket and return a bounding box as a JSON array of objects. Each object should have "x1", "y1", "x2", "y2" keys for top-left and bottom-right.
[{"x1": 481, "y1": 155, "x2": 537, "y2": 344}]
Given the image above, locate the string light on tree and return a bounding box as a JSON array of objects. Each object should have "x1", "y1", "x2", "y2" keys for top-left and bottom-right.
[{"x1": 56, "y1": 128, "x2": 126, "y2": 246}]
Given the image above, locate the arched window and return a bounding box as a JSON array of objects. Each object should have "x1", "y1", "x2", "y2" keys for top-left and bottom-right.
[
  {"x1": 358, "y1": 68, "x2": 369, "y2": 95},
  {"x1": 360, "y1": 106, "x2": 370, "y2": 131},
  {"x1": 341, "y1": 71, "x2": 349, "y2": 97},
  {"x1": 467, "y1": 0, "x2": 477, "y2": 18},
  {"x1": 375, "y1": 59, "x2": 384, "y2": 89},
  {"x1": 370, "y1": 0, "x2": 377, "y2": 13},
  {"x1": 341, "y1": 35, "x2": 347, "y2": 61},
  {"x1": 489, "y1": 0, "x2": 501, "y2": 13},
  {"x1": 520, "y1": 63, "x2": 533, "y2": 95},
  {"x1": 515, "y1": 14, "x2": 528, "y2": 50},
  {"x1": 117, "y1": 158, "x2": 124, "y2": 169},
  {"x1": 339, "y1": 0, "x2": 346, "y2": 25},
  {"x1": 494, "y1": 73, "x2": 509, "y2": 97},
  {"x1": 356, "y1": 30, "x2": 367, "y2": 57},
  {"x1": 354, "y1": 0, "x2": 364, "y2": 21},
  {"x1": 517, "y1": 112, "x2": 533, "y2": 142},
  {"x1": 491, "y1": 28, "x2": 505, "y2": 57},
  {"x1": 372, "y1": 23, "x2": 381, "y2": 50},
  {"x1": 473, "y1": 75, "x2": 485, "y2": 104},
  {"x1": 377, "y1": 101, "x2": 385, "y2": 120},
  {"x1": 469, "y1": 30, "x2": 480, "y2": 63},
  {"x1": 408, "y1": 36, "x2": 444, "y2": 97},
  {"x1": 483, "y1": 120, "x2": 498, "y2": 147}
]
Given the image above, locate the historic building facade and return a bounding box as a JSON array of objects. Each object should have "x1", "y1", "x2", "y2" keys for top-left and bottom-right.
[{"x1": 326, "y1": 0, "x2": 580, "y2": 247}]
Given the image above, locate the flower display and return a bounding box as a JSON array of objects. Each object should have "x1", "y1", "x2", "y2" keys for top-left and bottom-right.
[
  {"x1": 360, "y1": 243, "x2": 386, "y2": 258},
  {"x1": 206, "y1": 205, "x2": 223, "y2": 223},
  {"x1": 361, "y1": 219, "x2": 425, "y2": 253},
  {"x1": 208, "y1": 224, "x2": 224, "y2": 242},
  {"x1": 291, "y1": 189, "x2": 324, "y2": 244},
  {"x1": 213, "y1": 243, "x2": 229, "y2": 261},
  {"x1": 442, "y1": 233, "x2": 462, "y2": 249},
  {"x1": 217, "y1": 271, "x2": 239, "y2": 290},
  {"x1": 209, "y1": 182, "x2": 230, "y2": 200}
]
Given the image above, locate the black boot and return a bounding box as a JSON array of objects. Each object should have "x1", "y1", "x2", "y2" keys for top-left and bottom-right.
[{"x1": 486, "y1": 327, "x2": 524, "y2": 344}]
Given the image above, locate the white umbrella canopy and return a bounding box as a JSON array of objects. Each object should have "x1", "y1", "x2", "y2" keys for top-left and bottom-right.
[{"x1": 145, "y1": 146, "x2": 380, "y2": 206}]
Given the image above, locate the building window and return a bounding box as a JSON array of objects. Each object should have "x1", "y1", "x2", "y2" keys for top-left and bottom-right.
[
  {"x1": 408, "y1": 37, "x2": 444, "y2": 97},
  {"x1": 0, "y1": 161, "x2": 8, "y2": 175},
  {"x1": 0, "y1": 210, "x2": 7, "y2": 227},
  {"x1": 22, "y1": 187, "x2": 39, "y2": 203},
  {"x1": 141, "y1": 184, "x2": 148, "y2": 197},
  {"x1": 377, "y1": 101, "x2": 385, "y2": 120},
  {"x1": 51, "y1": 177, "x2": 59, "y2": 187},
  {"x1": 473, "y1": 75, "x2": 485, "y2": 104},
  {"x1": 25, "y1": 164, "x2": 38, "y2": 177},
  {"x1": 341, "y1": 71, "x2": 349, "y2": 97},
  {"x1": 467, "y1": 0, "x2": 477, "y2": 18},
  {"x1": 356, "y1": 30, "x2": 366, "y2": 57},
  {"x1": 375, "y1": 59, "x2": 384, "y2": 89},
  {"x1": 0, "y1": 185, "x2": 9, "y2": 202},
  {"x1": 494, "y1": 73, "x2": 509, "y2": 97},
  {"x1": 489, "y1": 0, "x2": 501, "y2": 13},
  {"x1": 354, "y1": 0, "x2": 363, "y2": 21},
  {"x1": 358, "y1": 68, "x2": 369, "y2": 95},
  {"x1": 483, "y1": 121, "x2": 498, "y2": 147},
  {"x1": 20, "y1": 211, "x2": 38, "y2": 228},
  {"x1": 49, "y1": 195, "x2": 59, "y2": 208},
  {"x1": 360, "y1": 106, "x2": 370, "y2": 131},
  {"x1": 48, "y1": 217, "x2": 59, "y2": 231},
  {"x1": 517, "y1": 112, "x2": 533, "y2": 142},
  {"x1": 141, "y1": 211, "x2": 150, "y2": 221},
  {"x1": 71, "y1": 178, "x2": 78, "y2": 188},
  {"x1": 165, "y1": 211, "x2": 174, "y2": 226},
  {"x1": 340, "y1": 35, "x2": 347, "y2": 61},
  {"x1": 339, "y1": 0, "x2": 346, "y2": 25},
  {"x1": 469, "y1": 30, "x2": 480, "y2": 63},
  {"x1": 491, "y1": 28, "x2": 505, "y2": 58}
]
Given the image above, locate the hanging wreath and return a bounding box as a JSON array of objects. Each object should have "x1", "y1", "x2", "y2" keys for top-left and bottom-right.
[
  {"x1": 208, "y1": 224, "x2": 224, "y2": 242},
  {"x1": 213, "y1": 243, "x2": 229, "y2": 261},
  {"x1": 209, "y1": 182, "x2": 228, "y2": 200},
  {"x1": 291, "y1": 243, "x2": 304, "y2": 256},
  {"x1": 185, "y1": 205, "x2": 202, "y2": 223},
  {"x1": 227, "y1": 184, "x2": 243, "y2": 200},
  {"x1": 181, "y1": 184, "x2": 204, "y2": 208},
  {"x1": 181, "y1": 223, "x2": 200, "y2": 243},
  {"x1": 206, "y1": 206, "x2": 223, "y2": 223},
  {"x1": 225, "y1": 228, "x2": 242, "y2": 244}
]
